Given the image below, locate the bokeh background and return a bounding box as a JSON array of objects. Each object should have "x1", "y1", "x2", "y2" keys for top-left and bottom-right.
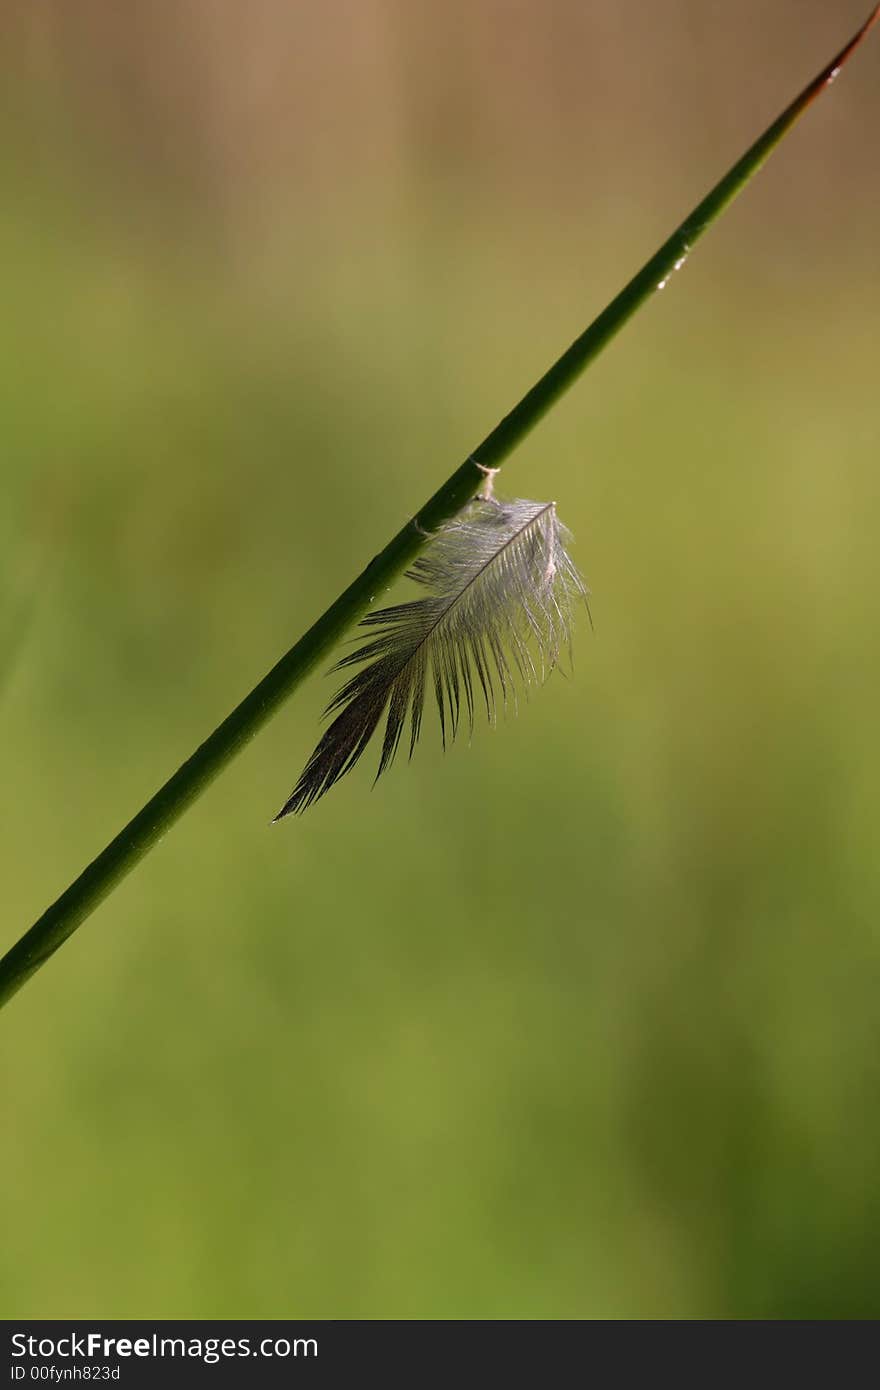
[{"x1": 3, "y1": 0, "x2": 879, "y2": 1319}]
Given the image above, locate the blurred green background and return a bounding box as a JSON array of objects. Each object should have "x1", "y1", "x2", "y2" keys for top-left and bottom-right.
[{"x1": 3, "y1": 0, "x2": 879, "y2": 1319}]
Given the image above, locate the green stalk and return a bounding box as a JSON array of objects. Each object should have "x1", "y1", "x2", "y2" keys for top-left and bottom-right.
[{"x1": 2, "y1": 7, "x2": 877, "y2": 1010}]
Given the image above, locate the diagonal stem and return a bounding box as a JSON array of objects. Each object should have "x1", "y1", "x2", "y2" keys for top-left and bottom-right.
[{"x1": 1, "y1": 6, "x2": 877, "y2": 1010}]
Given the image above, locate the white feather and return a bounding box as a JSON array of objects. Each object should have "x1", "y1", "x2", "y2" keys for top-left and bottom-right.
[{"x1": 275, "y1": 497, "x2": 589, "y2": 817}]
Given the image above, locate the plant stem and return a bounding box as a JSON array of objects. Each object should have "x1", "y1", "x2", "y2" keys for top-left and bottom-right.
[{"x1": 2, "y1": 7, "x2": 877, "y2": 1010}]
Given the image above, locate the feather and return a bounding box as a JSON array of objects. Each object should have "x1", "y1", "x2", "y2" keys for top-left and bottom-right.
[{"x1": 274, "y1": 497, "x2": 589, "y2": 817}]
